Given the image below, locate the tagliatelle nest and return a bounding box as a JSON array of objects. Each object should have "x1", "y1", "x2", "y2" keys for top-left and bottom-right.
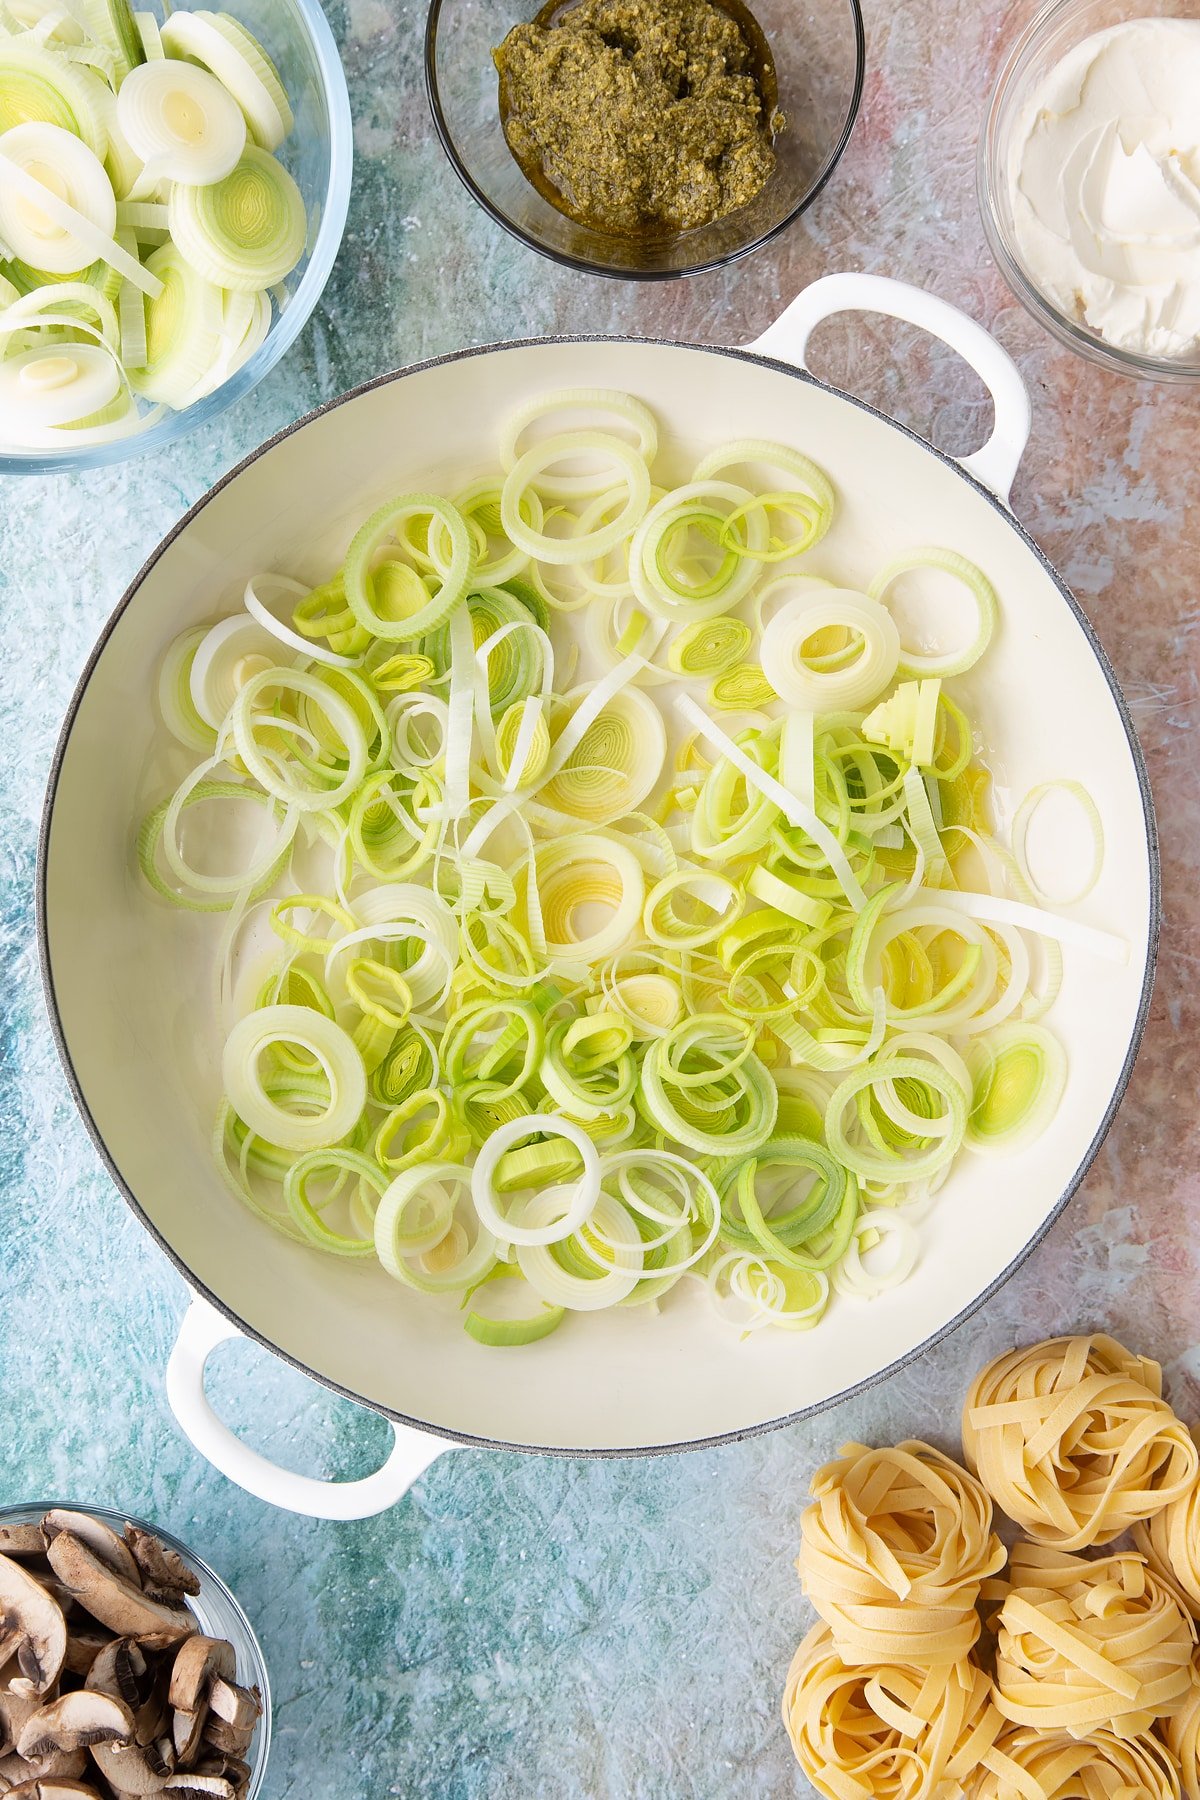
[
  {"x1": 971, "y1": 1722, "x2": 1184, "y2": 1799},
  {"x1": 797, "y1": 1439, "x2": 1007, "y2": 1666},
  {"x1": 1162, "y1": 1651, "x2": 1200, "y2": 1800},
  {"x1": 962, "y1": 1334, "x2": 1199, "y2": 1551},
  {"x1": 781, "y1": 1621, "x2": 1001, "y2": 1800},
  {"x1": 1135, "y1": 1433, "x2": 1200, "y2": 1618},
  {"x1": 991, "y1": 1543, "x2": 1197, "y2": 1738}
]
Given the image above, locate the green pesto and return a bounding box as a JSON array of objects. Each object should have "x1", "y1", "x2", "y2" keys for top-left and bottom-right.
[{"x1": 493, "y1": 0, "x2": 781, "y2": 239}]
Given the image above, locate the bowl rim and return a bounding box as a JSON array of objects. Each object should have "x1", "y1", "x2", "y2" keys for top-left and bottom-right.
[
  {"x1": 978, "y1": 0, "x2": 1200, "y2": 384},
  {"x1": 35, "y1": 331, "x2": 1162, "y2": 1460},
  {"x1": 0, "y1": 1499, "x2": 272, "y2": 1794},
  {"x1": 422, "y1": 0, "x2": 867, "y2": 280},
  {"x1": 0, "y1": 0, "x2": 355, "y2": 477}
]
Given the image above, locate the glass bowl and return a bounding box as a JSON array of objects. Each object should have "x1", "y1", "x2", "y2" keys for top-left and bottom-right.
[
  {"x1": 979, "y1": 0, "x2": 1200, "y2": 383},
  {"x1": 0, "y1": 1500, "x2": 271, "y2": 1796},
  {"x1": 425, "y1": 0, "x2": 865, "y2": 279},
  {"x1": 0, "y1": 0, "x2": 353, "y2": 477}
]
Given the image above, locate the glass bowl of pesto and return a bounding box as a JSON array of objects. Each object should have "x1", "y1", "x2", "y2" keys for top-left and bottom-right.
[{"x1": 425, "y1": 0, "x2": 865, "y2": 279}]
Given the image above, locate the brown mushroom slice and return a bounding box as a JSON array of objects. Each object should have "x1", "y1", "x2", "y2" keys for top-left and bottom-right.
[
  {"x1": 119, "y1": 1542, "x2": 197, "y2": 1608},
  {"x1": 198, "y1": 1690, "x2": 256, "y2": 1741},
  {"x1": 17, "y1": 1692, "x2": 135, "y2": 1760},
  {"x1": 40, "y1": 1525, "x2": 138, "y2": 1596},
  {"x1": 86, "y1": 1640, "x2": 169, "y2": 1747},
  {"x1": 195, "y1": 1723, "x2": 251, "y2": 1762},
  {"x1": 169, "y1": 1709, "x2": 205, "y2": 1771},
  {"x1": 164, "y1": 1645, "x2": 232, "y2": 1721},
  {"x1": 163, "y1": 1780, "x2": 235, "y2": 1799},
  {"x1": 0, "y1": 1688, "x2": 39, "y2": 1759},
  {"x1": 5, "y1": 1781, "x2": 104, "y2": 1799},
  {"x1": 0, "y1": 1532, "x2": 47, "y2": 1563},
  {"x1": 43, "y1": 1544, "x2": 191, "y2": 1646},
  {"x1": 61, "y1": 1631, "x2": 114, "y2": 1682},
  {"x1": 0, "y1": 1753, "x2": 87, "y2": 1784},
  {"x1": 0, "y1": 1556, "x2": 68, "y2": 1697},
  {"x1": 89, "y1": 1736, "x2": 173, "y2": 1797}
]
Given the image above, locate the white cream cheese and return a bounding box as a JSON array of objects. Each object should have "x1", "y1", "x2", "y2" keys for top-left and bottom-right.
[{"x1": 1007, "y1": 19, "x2": 1200, "y2": 359}]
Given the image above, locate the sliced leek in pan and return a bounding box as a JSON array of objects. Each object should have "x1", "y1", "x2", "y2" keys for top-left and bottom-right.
[
  {"x1": 139, "y1": 392, "x2": 1124, "y2": 1346},
  {"x1": 0, "y1": 0, "x2": 303, "y2": 449}
]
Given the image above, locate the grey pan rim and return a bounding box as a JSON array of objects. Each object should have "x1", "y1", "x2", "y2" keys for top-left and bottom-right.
[
  {"x1": 37, "y1": 334, "x2": 1161, "y2": 1464},
  {"x1": 422, "y1": 0, "x2": 867, "y2": 282}
]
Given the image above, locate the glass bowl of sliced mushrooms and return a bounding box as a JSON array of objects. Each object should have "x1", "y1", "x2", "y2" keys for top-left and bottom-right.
[
  {"x1": 0, "y1": 1502, "x2": 270, "y2": 1799},
  {"x1": 0, "y1": 0, "x2": 352, "y2": 474}
]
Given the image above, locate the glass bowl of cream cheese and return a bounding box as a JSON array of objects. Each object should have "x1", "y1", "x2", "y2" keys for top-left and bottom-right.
[{"x1": 980, "y1": 0, "x2": 1200, "y2": 380}]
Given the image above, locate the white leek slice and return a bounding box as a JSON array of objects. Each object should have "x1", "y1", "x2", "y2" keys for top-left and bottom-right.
[
  {"x1": 81, "y1": 0, "x2": 144, "y2": 81},
  {"x1": 760, "y1": 586, "x2": 901, "y2": 711},
  {"x1": 117, "y1": 58, "x2": 246, "y2": 186},
  {"x1": 0, "y1": 41, "x2": 109, "y2": 159},
  {"x1": 471, "y1": 1114, "x2": 600, "y2": 1247},
  {"x1": 128, "y1": 238, "x2": 222, "y2": 402},
  {"x1": 200, "y1": 12, "x2": 292, "y2": 137},
  {"x1": 0, "y1": 136, "x2": 160, "y2": 292},
  {"x1": 188, "y1": 612, "x2": 283, "y2": 727},
  {"x1": 223, "y1": 1005, "x2": 366, "y2": 1153},
  {"x1": 169, "y1": 143, "x2": 305, "y2": 291},
  {"x1": 160, "y1": 8, "x2": 290, "y2": 149},
  {"x1": 0, "y1": 340, "x2": 119, "y2": 426},
  {"x1": 0, "y1": 121, "x2": 116, "y2": 274},
  {"x1": 134, "y1": 8, "x2": 162, "y2": 57},
  {"x1": 115, "y1": 229, "x2": 146, "y2": 366}
]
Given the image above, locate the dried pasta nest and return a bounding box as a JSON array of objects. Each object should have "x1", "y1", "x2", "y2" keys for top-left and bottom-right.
[
  {"x1": 992, "y1": 1543, "x2": 1196, "y2": 1738},
  {"x1": 962, "y1": 1334, "x2": 1199, "y2": 1551},
  {"x1": 781, "y1": 1620, "x2": 1000, "y2": 1800},
  {"x1": 1162, "y1": 1650, "x2": 1200, "y2": 1800},
  {"x1": 973, "y1": 1722, "x2": 1184, "y2": 1799},
  {"x1": 797, "y1": 1439, "x2": 1007, "y2": 1666},
  {"x1": 1135, "y1": 1433, "x2": 1200, "y2": 1618}
]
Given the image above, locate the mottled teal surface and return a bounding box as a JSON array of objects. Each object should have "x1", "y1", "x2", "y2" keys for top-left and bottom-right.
[{"x1": 4, "y1": 0, "x2": 1200, "y2": 1794}]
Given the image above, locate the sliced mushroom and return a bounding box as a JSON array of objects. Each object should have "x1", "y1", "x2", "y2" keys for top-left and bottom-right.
[
  {"x1": 0, "y1": 1754, "x2": 86, "y2": 1785},
  {"x1": 0, "y1": 1557, "x2": 68, "y2": 1697},
  {"x1": 61, "y1": 1631, "x2": 113, "y2": 1683},
  {"x1": 164, "y1": 1645, "x2": 232, "y2": 1721},
  {"x1": 187, "y1": 1756, "x2": 247, "y2": 1798},
  {"x1": 196, "y1": 1722, "x2": 252, "y2": 1762},
  {"x1": 89, "y1": 1736, "x2": 174, "y2": 1797},
  {"x1": 86, "y1": 1640, "x2": 167, "y2": 1745},
  {"x1": 40, "y1": 1524, "x2": 139, "y2": 1596},
  {"x1": 119, "y1": 1542, "x2": 197, "y2": 1609},
  {"x1": 0, "y1": 1533, "x2": 47, "y2": 1563},
  {"x1": 200, "y1": 1689, "x2": 257, "y2": 1739},
  {"x1": 163, "y1": 1781, "x2": 235, "y2": 1799},
  {"x1": 0, "y1": 1689, "x2": 39, "y2": 1760},
  {"x1": 5, "y1": 1781, "x2": 105, "y2": 1799},
  {"x1": 169, "y1": 1711, "x2": 205, "y2": 1770},
  {"x1": 43, "y1": 1544, "x2": 191, "y2": 1647},
  {"x1": 17, "y1": 1692, "x2": 135, "y2": 1761}
]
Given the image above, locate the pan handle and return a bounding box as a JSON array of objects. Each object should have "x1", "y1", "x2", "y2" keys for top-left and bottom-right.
[
  {"x1": 749, "y1": 273, "x2": 1032, "y2": 507},
  {"x1": 166, "y1": 1296, "x2": 459, "y2": 1519}
]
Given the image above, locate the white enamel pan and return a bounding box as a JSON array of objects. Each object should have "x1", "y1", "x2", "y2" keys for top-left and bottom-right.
[{"x1": 38, "y1": 274, "x2": 1159, "y2": 1518}]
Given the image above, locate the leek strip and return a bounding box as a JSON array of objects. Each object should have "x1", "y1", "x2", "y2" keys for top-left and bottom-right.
[
  {"x1": 922, "y1": 889, "x2": 1128, "y2": 965},
  {"x1": 441, "y1": 602, "x2": 474, "y2": 821},
  {"x1": 676, "y1": 696, "x2": 867, "y2": 911}
]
